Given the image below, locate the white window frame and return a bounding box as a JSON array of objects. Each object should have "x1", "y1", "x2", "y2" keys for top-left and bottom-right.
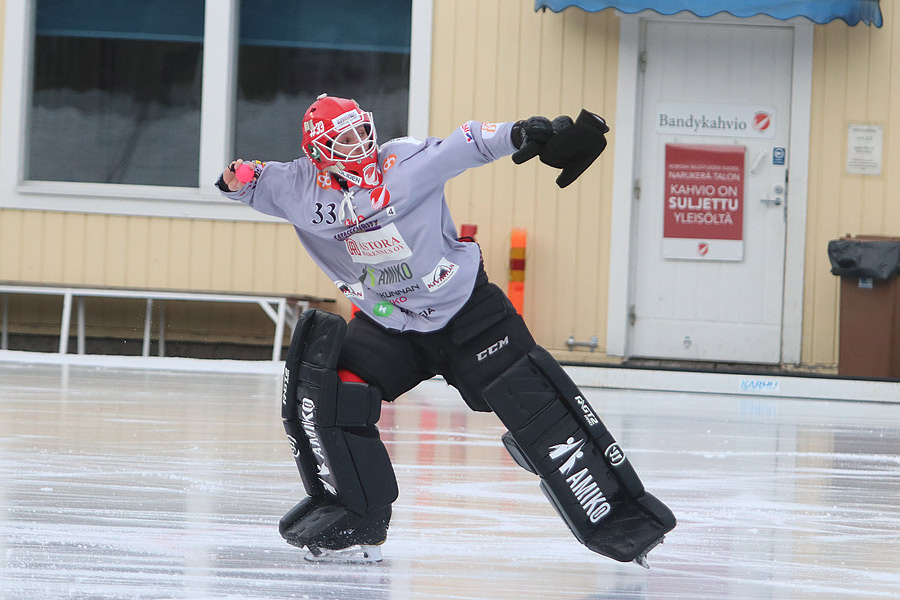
[{"x1": 0, "y1": 0, "x2": 432, "y2": 221}]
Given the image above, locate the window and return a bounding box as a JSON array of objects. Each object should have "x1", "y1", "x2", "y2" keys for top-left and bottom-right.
[
  {"x1": 28, "y1": 1, "x2": 205, "y2": 187},
  {"x1": 234, "y1": 0, "x2": 412, "y2": 162},
  {"x1": 1, "y1": 0, "x2": 427, "y2": 218}
]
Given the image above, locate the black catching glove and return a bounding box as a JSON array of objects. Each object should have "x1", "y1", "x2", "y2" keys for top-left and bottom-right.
[
  {"x1": 511, "y1": 115, "x2": 573, "y2": 164},
  {"x1": 511, "y1": 110, "x2": 610, "y2": 188},
  {"x1": 540, "y1": 109, "x2": 609, "y2": 188}
]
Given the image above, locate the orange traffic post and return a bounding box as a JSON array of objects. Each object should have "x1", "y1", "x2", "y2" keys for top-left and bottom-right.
[{"x1": 508, "y1": 228, "x2": 527, "y2": 314}]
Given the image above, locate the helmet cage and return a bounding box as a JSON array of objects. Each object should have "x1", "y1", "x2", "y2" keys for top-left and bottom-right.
[{"x1": 306, "y1": 108, "x2": 377, "y2": 168}]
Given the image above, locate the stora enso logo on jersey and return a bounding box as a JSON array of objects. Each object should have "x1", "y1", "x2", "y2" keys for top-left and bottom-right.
[{"x1": 344, "y1": 223, "x2": 412, "y2": 265}]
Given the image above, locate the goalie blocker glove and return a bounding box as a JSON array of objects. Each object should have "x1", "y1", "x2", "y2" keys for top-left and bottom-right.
[{"x1": 511, "y1": 110, "x2": 610, "y2": 188}]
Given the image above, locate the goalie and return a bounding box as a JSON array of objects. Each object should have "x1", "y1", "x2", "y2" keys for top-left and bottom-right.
[{"x1": 216, "y1": 94, "x2": 675, "y2": 565}]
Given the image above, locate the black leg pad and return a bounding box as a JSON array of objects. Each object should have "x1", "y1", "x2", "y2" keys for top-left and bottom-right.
[
  {"x1": 280, "y1": 496, "x2": 391, "y2": 551},
  {"x1": 279, "y1": 309, "x2": 398, "y2": 550},
  {"x1": 484, "y1": 345, "x2": 676, "y2": 563}
]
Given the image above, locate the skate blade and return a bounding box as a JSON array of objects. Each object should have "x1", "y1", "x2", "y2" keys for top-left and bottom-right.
[
  {"x1": 304, "y1": 544, "x2": 383, "y2": 564},
  {"x1": 632, "y1": 535, "x2": 665, "y2": 569}
]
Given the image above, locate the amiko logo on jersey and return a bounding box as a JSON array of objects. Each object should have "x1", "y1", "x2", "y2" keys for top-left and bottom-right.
[
  {"x1": 422, "y1": 257, "x2": 459, "y2": 292},
  {"x1": 344, "y1": 223, "x2": 412, "y2": 264},
  {"x1": 368, "y1": 262, "x2": 414, "y2": 286}
]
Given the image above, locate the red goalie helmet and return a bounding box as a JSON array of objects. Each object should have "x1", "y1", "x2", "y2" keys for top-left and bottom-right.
[{"x1": 301, "y1": 94, "x2": 381, "y2": 188}]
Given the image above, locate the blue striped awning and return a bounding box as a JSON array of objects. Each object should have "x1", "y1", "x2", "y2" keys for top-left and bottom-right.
[{"x1": 535, "y1": 1, "x2": 883, "y2": 26}]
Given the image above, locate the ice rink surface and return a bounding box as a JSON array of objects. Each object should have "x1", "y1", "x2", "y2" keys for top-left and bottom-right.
[{"x1": 1, "y1": 360, "x2": 899, "y2": 600}]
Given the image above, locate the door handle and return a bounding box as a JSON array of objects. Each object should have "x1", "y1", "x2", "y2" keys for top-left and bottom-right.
[{"x1": 761, "y1": 184, "x2": 784, "y2": 206}]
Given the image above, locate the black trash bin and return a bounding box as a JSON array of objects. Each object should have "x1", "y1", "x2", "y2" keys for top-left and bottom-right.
[{"x1": 827, "y1": 235, "x2": 900, "y2": 378}]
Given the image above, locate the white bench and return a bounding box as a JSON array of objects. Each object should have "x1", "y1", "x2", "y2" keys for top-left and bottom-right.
[{"x1": 0, "y1": 284, "x2": 311, "y2": 362}]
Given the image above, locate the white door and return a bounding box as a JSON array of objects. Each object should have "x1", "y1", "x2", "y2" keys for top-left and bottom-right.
[{"x1": 630, "y1": 20, "x2": 793, "y2": 363}]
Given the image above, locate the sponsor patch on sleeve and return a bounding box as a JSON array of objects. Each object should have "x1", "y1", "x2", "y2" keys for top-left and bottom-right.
[
  {"x1": 481, "y1": 123, "x2": 498, "y2": 139},
  {"x1": 461, "y1": 122, "x2": 474, "y2": 143}
]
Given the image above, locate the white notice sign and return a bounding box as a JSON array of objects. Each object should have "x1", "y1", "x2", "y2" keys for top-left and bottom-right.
[
  {"x1": 847, "y1": 124, "x2": 883, "y2": 175},
  {"x1": 657, "y1": 102, "x2": 777, "y2": 139}
]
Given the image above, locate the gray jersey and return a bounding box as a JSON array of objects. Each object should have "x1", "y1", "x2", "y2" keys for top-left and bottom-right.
[{"x1": 221, "y1": 120, "x2": 516, "y2": 332}]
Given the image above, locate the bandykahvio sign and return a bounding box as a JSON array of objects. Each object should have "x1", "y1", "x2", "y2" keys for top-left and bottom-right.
[
  {"x1": 657, "y1": 102, "x2": 776, "y2": 139},
  {"x1": 663, "y1": 144, "x2": 745, "y2": 261}
]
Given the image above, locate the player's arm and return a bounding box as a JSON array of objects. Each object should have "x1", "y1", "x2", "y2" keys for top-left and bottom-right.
[
  {"x1": 405, "y1": 120, "x2": 518, "y2": 184},
  {"x1": 214, "y1": 158, "x2": 298, "y2": 221}
]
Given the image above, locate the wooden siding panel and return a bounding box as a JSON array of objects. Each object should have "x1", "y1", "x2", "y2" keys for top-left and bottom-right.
[
  {"x1": 188, "y1": 220, "x2": 214, "y2": 290},
  {"x1": 429, "y1": 1, "x2": 455, "y2": 137},
  {"x1": 20, "y1": 211, "x2": 44, "y2": 281},
  {"x1": 886, "y1": 2, "x2": 900, "y2": 233},
  {"x1": 124, "y1": 217, "x2": 150, "y2": 288},
  {"x1": 103, "y1": 215, "x2": 127, "y2": 286},
  {"x1": 251, "y1": 222, "x2": 279, "y2": 292},
  {"x1": 554, "y1": 11, "x2": 588, "y2": 346},
  {"x1": 804, "y1": 7, "x2": 899, "y2": 367},
  {"x1": 40, "y1": 212, "x2": 65, "y2": 283},
  {"x1": 274, "y1": 224, "x2": 301, "y2": 292},
  {"x1": 467, "y1": 0, "x2": 500, "y2": 276},
  {"x1": 0, "y1": 209, "x2": 24, "y2": 280},
  {"x1": 83, "y1": 215, "x2": 108, "y2": 284},
  {"x1": 529, "y1": 9, "x2": 566, "y2": 346},
  {"x1": 431, "y1": 4, "x2": 617, "y2": 351},
  {"x1": 802, "y1": 29, "x2": 829, "y2": 366},
  {"x1": 487, "y1": 2, "x2": 525, "y2": 326},
  {"x1": 231, "y1": 222, "x2": 256, "y2": 292},
  {"x1": 807, "y1": 24, "x2": 850, "y2": 366},
  {"x1": 146, "y1": 218, "x2": 169, "y2": 289},
  {"x1": 210, "y1": 220, "x2": 235, "y2": 291},
  {"x1": 167, "y1": 218, "x2": 193, "y2": 289},
  {"x1": 511, "y1": 4, "x2": 544, "y2": 328},
  {"x1": 580, "y1": 13, "x2": 614, "y2": 342},
  {"x1": 60, "y1": 212, "x2": 86, "y2": 284}
]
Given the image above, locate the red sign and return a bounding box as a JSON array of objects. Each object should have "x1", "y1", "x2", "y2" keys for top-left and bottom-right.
[{"x1": 663, "y1": 144, "x2": 746, "y2": 260}]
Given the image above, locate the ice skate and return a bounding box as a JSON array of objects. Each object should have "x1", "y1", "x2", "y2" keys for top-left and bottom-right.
[
  {"x1": 631, "y1": 536, "x2": 665, "y2": 569},
  {"x1": 304, "y1": 541, "x2": 385, "y2": 563}
]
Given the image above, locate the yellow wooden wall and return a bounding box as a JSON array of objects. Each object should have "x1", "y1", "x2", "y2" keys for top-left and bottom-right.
[
  {"x1": 430, "y1": 1, "x2": 619, "y2": 353},
  {"x1": 804, "y1": 2, "x2": 900, "y2": 367},
  {"x1": 0, "y1": 210, "x2": 336, "y2": 343},
  {"x1": 0, "y1": 211, "x2": 330, "y2": 294}
]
